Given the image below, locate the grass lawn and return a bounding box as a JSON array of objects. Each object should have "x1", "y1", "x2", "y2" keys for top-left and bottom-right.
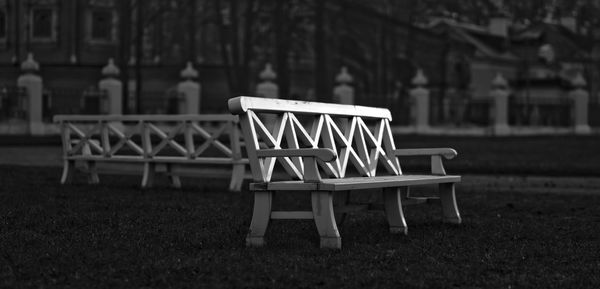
[{"x1": 1, "y1": 166, "x2": 599, "y2": 288}]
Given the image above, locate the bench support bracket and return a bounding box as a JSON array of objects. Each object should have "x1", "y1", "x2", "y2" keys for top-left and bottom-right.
[
  {"x1": 60, "y1": 160, "x2": 75, "y2": 184},
  {"x1": 246, "y1": 191, "x2": 273, "y2": 247},
  {"x1": 311, "y1": 191, "x2": 341, "y2": 249},
  {"x1": 383, "y1": 187, "x2": 408, "y2": 235},
  {"x1": 142, "y1": 163, "x2": 155, "y2": 188},
  {"x1": 440, "y1": 183, "x2": 461, "y2": 224}
]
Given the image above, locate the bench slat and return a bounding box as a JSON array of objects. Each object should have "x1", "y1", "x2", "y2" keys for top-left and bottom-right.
[
  {"x1": 229, "y1": 96, "x2": 391, "y2": 119},
  {"x1": 54, "y1": 114, "x2": 238, "y2": 122},
  {"x1": 250, "y1": 175, "x2": 460, "y2": 191},
  {"x1": 66, "y1": 155, "x2": 248, "y2": 165},
  {"x1": 319, "y1": 175, "x2": 460, "y2": 191}
]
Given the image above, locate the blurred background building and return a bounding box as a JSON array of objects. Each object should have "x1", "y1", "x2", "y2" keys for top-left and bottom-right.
[{"x1": 1, "y1": 0, "x2": 599, "y2": 133}]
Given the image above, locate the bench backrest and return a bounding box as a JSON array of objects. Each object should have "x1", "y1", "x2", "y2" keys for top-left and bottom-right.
[
  {"x1": 53, "y1": 114, "x2": 243, "y2": 164},
  {"x1": 228, "y1": 96, "x2": 402, "y2": 183}
]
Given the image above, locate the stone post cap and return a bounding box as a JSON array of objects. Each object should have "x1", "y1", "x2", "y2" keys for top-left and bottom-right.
[
  {"x1": 571, "y1": 72, "x2": 586, "y2": 88},
  {"x1": 491, "y1": 73, "x2": 508, "y2": 89},
  {"x1": 21, "y1": 53, "x2": 40, "y2": 73},
  {"x1": 102, "y1": 58, "x2": 120, "y2": 77},
  {"x1": 411, "y1": 69, "x2": 428, "y2": 87},
  {"x1": 259, "y1": 63, "x2": 276, "y2": 81},
  {"x1": 180, "y1": 61, "x2": 198, "y2": 80},
  {"x1": 335, "y1": 67, "x2": 353, "y2": 84}
]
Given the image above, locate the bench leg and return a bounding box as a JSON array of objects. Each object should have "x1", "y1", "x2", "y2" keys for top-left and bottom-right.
[
  {"x1": 229, "y1": 164, "x2": 245, "y2": 192},
  {"x1": 170, "y1": 175, "x2": 182, "y2": 189},
  {"x1": 383, "y1": 187, "x2": 408, "y2": 235},
  {"x1": 439, "y1": 183, "x2": 461, "y2": 224},
  {"x1": 311, "y1": 191, "x2": 341, "y2": 249},
  {"x1": 166, "y1": 164, "x2": 182, "y2": 188},
  {"x1": 142, "y1": 163, "x2": 155, "y2": 188},
  {"x1": 60, "y1": 160, "x2": 74, "y2": 184},
  {"x1": 246, "y1": 191, "x2": 273, "y2": 247},
  {"x1": 86, "y1": 161, "x2": 100, "y2": 184}
]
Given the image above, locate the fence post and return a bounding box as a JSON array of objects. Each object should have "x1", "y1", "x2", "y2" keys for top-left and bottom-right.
[
  {"x1": 569, "y1": 72, "x2": 591, "y2": 134},
  {"x1": 333, "y1": 67, "x2": 354, "y2": 104},
  {"x1": 98, "y1": 58, "x2": 122, "y2": 115},
  {"x1": 490, "y1": 73, "x2": 510, "y2": 136},
  {"x1": 256, "y1": 63, "x2": 279, "y2": 99},
  {"x1": 410, "y1": 69, "x2": 429, "y2": 133},
  {"x1": 17, "y1": 53, "x2": 44, "y2": 135},
  {"x1": 177, "y1": 62, "x2": 201, "y2": 114}
]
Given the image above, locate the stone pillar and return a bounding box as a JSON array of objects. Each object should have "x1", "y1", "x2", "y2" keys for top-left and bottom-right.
[
  {"x1": 177, "y1": 62, "x2": 201, "y2": 114},
  {"x1": 17, "y1": 53, "x2": 44, "y2": 135},
  {"x1": 256, "y1": 63, "x2": 279, "y2": 99},
  {"x1": 98, "y1": 58, "x2": 122, "y2": 115},
  {"x1": 333, "y1": 67, "x2": 354, "y2": 104},
  {"x1": 569, "y1": 72, "x2": 591, "y2": 134},
  {"x1": 410, "y1": 69, "x2": 429, "y2": 133},
  {"x1": 490, "y1": 73, "x2": 510, "y2": 136}
]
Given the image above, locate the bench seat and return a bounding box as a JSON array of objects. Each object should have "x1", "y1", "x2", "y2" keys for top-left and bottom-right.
[{"x1": 251, "y1": 174, "x2": 461, "y2": 191}]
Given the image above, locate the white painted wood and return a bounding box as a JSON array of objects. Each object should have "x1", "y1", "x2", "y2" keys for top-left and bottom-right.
[
  {"x1": 318, "y1": 175, "x2": 460, "y2": 191},
  {"x1": 229, "y1": 96, "x2": 392, "y2": 120},
  {"x1": 54, "y1": 114, "x2": 238, "y2": 122},
  {"x1": 431, "y1": 155, "x2": 446, "y2": 175},
  {"x1": 229, "y1": 96, "x2": 462, "y2": 249},
  {"x1": 383, "y1": 187, "x2": 408, "y2": 234},
  {"x1": 439, "y1": 183, "x2": 462, "y2": 224},
  {"x1": 311, "y1": 191, "x2": 341, "y2": 249},
  {"x1": 60, "y1": 160, "x2": 74, "y2": 184},
  {"x1": 393, "y1": 148, "x2": 457, "y2": 159},
  {"x1": 141, "y1": 162, "x2": 155, "y2": 188},
  {"x1": 55, "y1": 114, "x2": 248, "y2": 191},
  {"x1": 250, "y1": 181, "x2": 318, "y2": 191},
  {"x1": 246, "y1": 191, "x2": 273, "y2": 247}
]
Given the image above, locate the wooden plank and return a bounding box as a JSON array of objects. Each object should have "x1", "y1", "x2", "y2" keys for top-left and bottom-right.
[
  {"x1": 67, "y1": 155, "x2": 247, "y2": 165},
  {"x1": 318, "y1": 175, "x2": 461, "y2": 191},
  {"x1": 228, "y1": 96, "x2": 392, "y2": 120},
  {"x1": 249, "y1": 181, "x2": 318, "y2": 191},
  {"x1": 251, "y1": 175, "x2": 459, "y2": 191},
  {"x1": 393, "y1": 148, "x2": 457, "y2": 159},
  {"x1": 270, "y1": 211, "x2": 313, "y2": 219},
  {"x1": 54, "y1": 114, "x2": 238, "y2": 122},
  {"x1": 148, "y1": 123, "x2": 187, "y2": 157}
]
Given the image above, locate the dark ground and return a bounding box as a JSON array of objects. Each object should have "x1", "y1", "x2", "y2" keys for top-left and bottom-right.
[{"x1": 0, "y1": 135, "x2": 599, "y2": 288}]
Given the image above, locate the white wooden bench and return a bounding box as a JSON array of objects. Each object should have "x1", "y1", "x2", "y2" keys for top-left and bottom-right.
[
  {"x1": 228, "y1": 96, "x2": 461, "y2": 249},
  {"x1": 53, "y1": 114, "x2": 248, "y2": 191}
]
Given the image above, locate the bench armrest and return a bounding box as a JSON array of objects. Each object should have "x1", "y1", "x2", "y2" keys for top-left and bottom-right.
[
  {"x1": 256, "y1": 148, "x2": 337, "y2": 182},
  {"x1": 393, "y1": 148, "x2": 457, "y2": 175},
  {"x1": 393, "y1": 148, "x2": 457, "y2": 159}
]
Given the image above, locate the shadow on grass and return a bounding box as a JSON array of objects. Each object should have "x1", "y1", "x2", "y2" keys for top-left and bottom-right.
[{"x1": 0, "y1": 165, "x2": 599, "y2": 288}]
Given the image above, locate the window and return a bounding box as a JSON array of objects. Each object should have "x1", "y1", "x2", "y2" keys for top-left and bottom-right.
[
  {"x1": 30, "y1": 7, "x2": 57, "y2": 41},
  {"x1": 90, "y1": 9, "x2": 112, "y2": 41}
]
